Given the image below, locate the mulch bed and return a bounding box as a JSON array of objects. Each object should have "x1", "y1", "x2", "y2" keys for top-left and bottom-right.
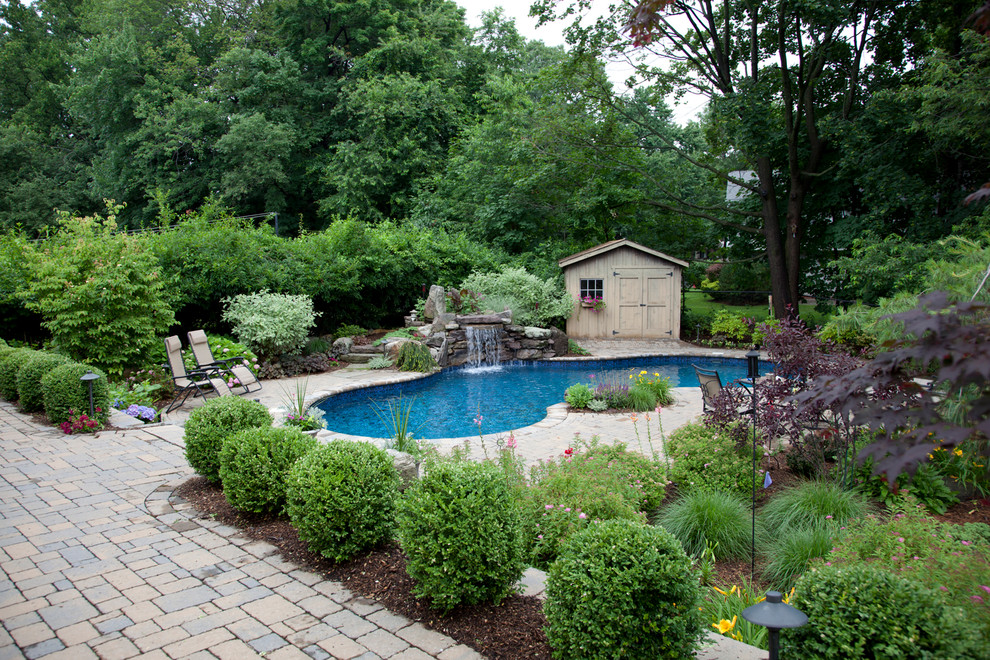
[
  {"x1": 175, "y1": 462, "x2": 990, "y2": 659},
  {"x1": 175, "y1": 477, "x2": 552, "y2": 659}
]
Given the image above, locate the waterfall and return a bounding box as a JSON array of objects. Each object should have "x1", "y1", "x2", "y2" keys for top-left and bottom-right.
[{"x1": 465, "y1": 326, "x2": 502, "y2": 368}]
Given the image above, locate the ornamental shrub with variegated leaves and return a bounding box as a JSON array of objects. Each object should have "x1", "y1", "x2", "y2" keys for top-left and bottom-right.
[
  {"x1": 545, "y1": 519, "x2": 705, "y2": 659},
  {"x1": 222, "y1": 290, "x2": 319, "y2": 359}
]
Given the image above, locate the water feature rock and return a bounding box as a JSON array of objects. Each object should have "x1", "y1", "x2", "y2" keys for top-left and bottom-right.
[
  {"x1": 457, "y1": 314, "x2": 504, "y2": 325},
  {"x1": 549, "y1": 327, "x2": 569, "y2": 355},
  {"x1": 423, "y1": 285, "x2": 446, "y2": 319},
  {"x1": 516, "y1": 349, "x2": 541, "y2": 359},
  {"x1": 497, "y1": 309, "x2": 513, "y2": 323},
  {"x1": 331, "y1": 337, "x2": 352, "y2": 358},
  {"x1": 385, "y1": 338, "x2": 413, "y2": 360},
  {"x1": 524, "y1": 327, "x2": 552, "y2": 339},
  {"x1": 387, "y1": 449, "x2": 419, "y2": 490}
]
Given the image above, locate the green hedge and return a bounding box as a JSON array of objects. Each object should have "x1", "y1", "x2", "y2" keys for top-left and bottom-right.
[
  {"x1": 783, "y1": 564, "x2": 985, "y2": 658},
  {"x1": 184, "y1": 396, "x2": 272, "y2": 482},
  {"x1": 219, "y1": 426, "x2": 318, "y2": 513},
  {"x1": 285, "y1": 440, "x2": 399, "y2": 562},
  {"x1": 17, "y1": 351, "x2": 71, "y2": 412},
  {"x1": 41, "y1": 362, "x2": 110, "y2": 425},
  {"x1": 0, "y1": 348, "x2": 37, "y2": 401},
  {"x1": 545, "y1": 519, "x2": 705, "y2": 659},
  {"x1": 397, "y1": 460, "x2": 524, "y2": 612}
]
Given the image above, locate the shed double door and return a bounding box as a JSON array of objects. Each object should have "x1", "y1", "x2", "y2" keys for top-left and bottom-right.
[{"x1": 615, "y1": 269, "x2": 673, "y2": 338}]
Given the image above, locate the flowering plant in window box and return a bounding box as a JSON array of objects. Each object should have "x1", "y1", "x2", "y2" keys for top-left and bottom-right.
[{"x1": 580, "y1": 296, "x2": 606, "y2": 312}]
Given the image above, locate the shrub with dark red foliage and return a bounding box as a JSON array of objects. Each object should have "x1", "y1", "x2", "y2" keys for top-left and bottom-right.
[
  {"x1": 793, "y1": 292, "x2": 990, "y2": 483},
  {"x1": 705, "y1": 316, "x2": 863, "y2": 477}
]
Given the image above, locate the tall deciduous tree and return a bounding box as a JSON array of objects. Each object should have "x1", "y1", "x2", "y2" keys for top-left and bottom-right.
[{"x1": 536, "y1": 0, "x2": 916, "y2": 317}]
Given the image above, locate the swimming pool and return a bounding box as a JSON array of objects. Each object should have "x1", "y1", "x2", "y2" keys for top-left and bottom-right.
[{"x1": 314, "y1": 356, "x2": 766, "y2": 440}]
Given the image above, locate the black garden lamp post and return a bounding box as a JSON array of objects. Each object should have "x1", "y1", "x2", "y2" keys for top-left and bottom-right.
[
  {"x1": 745, "y1": 349, "x2": 760, "y2": 580},
  {"x1": 80, "y1": 370, "x2": 100, "y2": 419},
  {"x1": 741, "y1": 591, "x2": 808, "y2": 660}
]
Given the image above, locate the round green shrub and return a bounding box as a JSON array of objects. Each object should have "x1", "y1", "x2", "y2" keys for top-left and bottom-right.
[
  {"x1": 545, "y1": 519, "x2": 705, "y2": 659},
  {"x1": 0, "y1": 348, "x2": 38, "y2": 401},
  {"x1": 286, "y1": 440, "x2": 399, "y2": 563},
  {"x1": 184, "y1": 396, "x2": 272, "y2": 482},
  {"x1": 666, "y1": 421, "x2": 759, "y2": 497},
  {"x1": 759, "y1": 480, "x2": 872, "y2": 532},
  {"x1": 782, "y1": 564, "x2": 985, "y2": 658},
  {"x1": 397, "y1": 460, "x2": 524, "y2": 613},
  {"x1": 656, "y1": 489, "x2": 753, "y2": 559},
  {"x1": 41, "y1": 362, "x2": 110, "y2": 425},
  {"x1": 17, "y1": 352, "x2": 71, "y2": 412},
  {"x1": 219, "y1": 426, "x2": 318, "y2": 513},
  {"x1": 564, "y1": 383, "x2": 593, "y2": 409}
]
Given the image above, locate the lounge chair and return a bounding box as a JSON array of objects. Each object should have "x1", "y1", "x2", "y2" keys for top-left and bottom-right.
[
  {"x1": 692, "y1": 365, "x2": 724, "y2": 412},
  {"x1": 187, "y1": 329, "x2": 262, "y2": 395},
  {"x1": 164, "y1": 335, "x2": 232, "y2": 413}
]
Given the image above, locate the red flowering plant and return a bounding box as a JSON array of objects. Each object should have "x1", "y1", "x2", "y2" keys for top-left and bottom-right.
[{"x1": 60, "y1": 408, "x2": 103, "y2": 435}]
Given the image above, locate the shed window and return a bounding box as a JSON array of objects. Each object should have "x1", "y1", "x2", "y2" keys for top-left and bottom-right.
[{"x1": 580, "y1": 278, "x2": 604, "y2": 300}]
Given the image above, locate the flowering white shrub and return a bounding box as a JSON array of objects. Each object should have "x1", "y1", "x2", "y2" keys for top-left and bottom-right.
[{"x1": 222, "y1": 290, "x2": 319, "y2": 358}]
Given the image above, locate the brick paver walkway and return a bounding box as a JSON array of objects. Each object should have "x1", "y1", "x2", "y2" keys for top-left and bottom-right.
[{"x1": 0, "y1": 402, "x2": 479, "y2": 660}]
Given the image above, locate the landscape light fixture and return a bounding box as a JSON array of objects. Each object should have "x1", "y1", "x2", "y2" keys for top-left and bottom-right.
[
  {"x1": 745, "y1": 349, "x2": 760, "y2": 580},
  {"x1": 741, "y1": 590, "x2": 808, "y2": 660},
  {"x1": 80, "y1": 370, "x2": 100, "y2": 418}
]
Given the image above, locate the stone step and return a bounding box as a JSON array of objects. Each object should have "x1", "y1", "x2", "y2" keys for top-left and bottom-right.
[
  {"x1": 350, "y1": 344, "x2": 384, "y2": 355},
  {"x1": 340, "y1": 353, "x2": 374, "y2": 364}
]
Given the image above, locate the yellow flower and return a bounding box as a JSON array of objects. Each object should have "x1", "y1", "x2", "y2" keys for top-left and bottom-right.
[
  {"x1": 654, "y1": 372, "x2": 660, "y2": 377},
  {"x1": 640, "y1": 370, "x2": 647, "y2": 375},
  {"x1": 927, "y1": 454, "x2": 933, "y2": 460},
  {"x1": 713, "y1": 616, "x2": 737, "y2": 635},
  {"x1": 954, "y1": 448, "x2": 964, "y2": 457},
  {"x1": 713, "y1": 586, "x2": 728, "y2": 596}
]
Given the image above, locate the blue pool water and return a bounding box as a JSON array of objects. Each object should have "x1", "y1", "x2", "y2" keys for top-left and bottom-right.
[{"x1": 314, "y1": 356, "x2": 766, "y2": 440}]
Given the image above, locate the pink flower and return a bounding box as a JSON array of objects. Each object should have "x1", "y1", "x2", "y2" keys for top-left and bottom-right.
[
  {"x1": 961, "y1": 540, "x2": 971, "y2": 546},
  {"x1": 825, "y1": 515, "x2": 833, "y2": 519},
  {"x1": 971, "y1": 595, "x2": 984, "y2": 605},
  {"x1": 579, "y1": 512, "x2": 587, "y2": 519},
  {"x1": 981, "y1": 586, "x2": 990, "y2": 595},
  {"x1": 545, "y1": 504, "x2": 553, "y2": 510},
  {"x1": 537, "y1": 535, "x2": 543, "y2": 540},
  {"x1": 897, "y1": 537, "x2": 904, "y2": 543},
  {"x1": 507, "y1": 433, "x2": 517, "y2": 449}
]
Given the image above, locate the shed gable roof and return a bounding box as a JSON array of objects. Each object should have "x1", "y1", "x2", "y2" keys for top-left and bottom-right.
[{"x1": 558, "y1": 239, "x2": 689, "y2": 269}]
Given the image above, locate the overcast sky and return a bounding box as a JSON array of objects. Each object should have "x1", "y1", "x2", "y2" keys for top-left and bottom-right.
[{"x1": 453, "y1": 1, "x2": 707, "y2": 124}]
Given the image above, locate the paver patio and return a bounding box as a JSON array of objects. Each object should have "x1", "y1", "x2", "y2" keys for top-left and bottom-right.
[{"x1": 1, "y1": 339, "x2": 763, "y2": 659}]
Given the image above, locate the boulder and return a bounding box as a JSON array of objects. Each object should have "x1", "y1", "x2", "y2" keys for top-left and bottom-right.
[
  {"x1": 456, "y1": 314, "x2": 504, "y2": 325},
  {"x1": 549, "y1": 327, "x2": 569, "y2": 355},
  {"x1": 516, "y1": 349, "x2": 542, "y2": 360},
  {"x1": 524, "y1": 326, "x2": 552, "y2": 339},
  {"x1": 387, "y1": 449, "x2": 419, "y2": 491},
  {"x1": 385, "y1": 338, "x2": 413, "y2": 360},
  {"x1": 423, "y1": 285, "x2": 446, "y2": 320},
  {"x1": 331, "y1": 337, "x2": 353, "y2": 359}
]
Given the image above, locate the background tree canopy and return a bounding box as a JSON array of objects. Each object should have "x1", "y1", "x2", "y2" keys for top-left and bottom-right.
[{"x1": 0, "y1": 0, "x2": 987, "y2": 320}]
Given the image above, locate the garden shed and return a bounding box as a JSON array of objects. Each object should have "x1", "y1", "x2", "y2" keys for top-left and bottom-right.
[{"x1": 558, "y1": 239, "x2": 687, "y2": 339}]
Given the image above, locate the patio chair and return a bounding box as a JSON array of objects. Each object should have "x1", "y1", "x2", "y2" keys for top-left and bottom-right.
[
  {"x1": 692, "y1": 364, "x2": 724, "y2": 412},
  {"x1": 164, "y1": 335, "x2": 232, "y2": 413},
  {"x1": 187, "y1": 329, "x2": 262, "y2": 395}
]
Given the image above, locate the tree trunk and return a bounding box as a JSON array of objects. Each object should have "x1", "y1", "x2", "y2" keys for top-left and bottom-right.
[{"x1": 757, "y1": 157, "x2": 792, "y2": 319}]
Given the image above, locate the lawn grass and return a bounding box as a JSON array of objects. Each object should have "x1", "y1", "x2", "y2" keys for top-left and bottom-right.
[{"x1": 683, "y1": 290, "x2": 831, "y2": 327}]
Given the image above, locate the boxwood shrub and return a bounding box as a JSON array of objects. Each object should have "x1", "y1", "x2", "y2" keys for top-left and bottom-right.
[
  {"x1": 0, "y1": 348, "x2": 38, "y2": 401},
  {"x1": 17, "y1": 352, "x2": 71, "y2": 412},
  {"x1": 41, "y1": 362, "x2": 110, "y2": 425},
  {"x1": 544, "y1": 519, "x2": 704, "y2": 659},
  {"x1": 219, "y1": 426, "x2": 318, "y2": 513},
  {"x1": 397, "y1": 460, "x2": 524, "y2": 613},
  {"x1": 285, "y1": 440, "x2": 399, "y2": 563},
  {"x1": 184, "y1": 396, "x2": 272, "y2": 482},
  {"x1": 782, "y1": 564, "x2": 985, "y2": 658}
]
